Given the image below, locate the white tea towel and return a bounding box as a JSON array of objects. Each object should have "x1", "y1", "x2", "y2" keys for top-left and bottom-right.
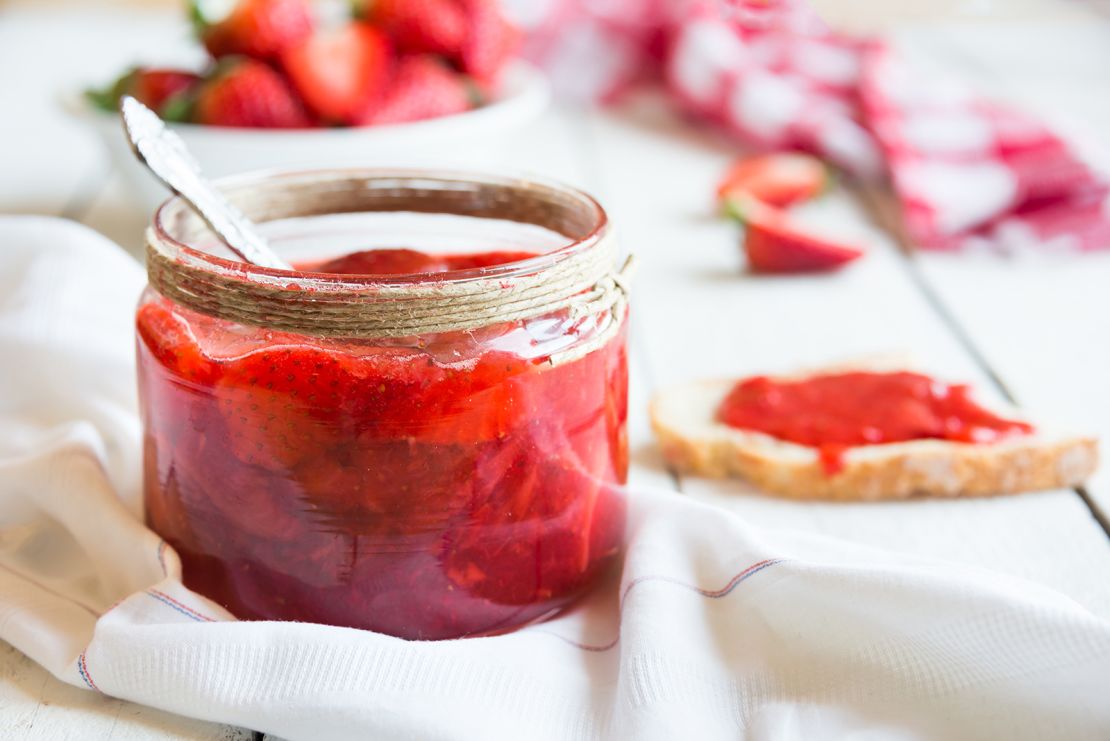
[{"x1": 1, "y1": 215, "x2": 1109, "y2": 740}]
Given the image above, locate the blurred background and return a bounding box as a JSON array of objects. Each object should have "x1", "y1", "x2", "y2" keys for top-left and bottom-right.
[{"x1": 3, "y1": 0, "x2": 1109, "y2": 257}]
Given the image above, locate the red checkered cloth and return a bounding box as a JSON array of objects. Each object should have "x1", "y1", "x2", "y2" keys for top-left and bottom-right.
[{"x1": 510, "y1": 0, "x2": 1110, "y2": 251}]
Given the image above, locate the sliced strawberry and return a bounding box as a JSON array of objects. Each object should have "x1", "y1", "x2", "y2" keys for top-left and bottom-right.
[
  {"x1": 213, "y1": 346, "x2": 362, "y2": 471},
  {"x1": 458, "y1": 0, "x2": 518, "y2": 84},
  {"x1": 341, "y1": 346, "x2": 533, "y2": 445},
  {"x1": 370, "y1": 0, "x2": 467, "y2": 57},
  {"x1": 309, "y1": 438, "x2": 477, "y2": 521},
  {"x1": 87, "y1": 67, "x2": 200, "y2": 118},
  {"x1": 282, "y1": 23, "x2": 392, "y2": 124},
  {"x1": 415, "y1": 351, "x2": 535, "y2": 444},
  {"x1": 187, "y1": 453, "x2": 309, "y2": 541},
  {"x1": 734, "y1": 196, "x2": 864, "y2": 273},
  {"x1": 136, "y1": 301, "x2": 220, "y2": 384},
  {"x1": 358, "y1": 55, "x2": 473, "y2": 126},
  {"x1": 440, "y1": 425, "x2": 609, "y2": 605},
  {"x1": 191, "y1": 0, "x2": 314, "y2": 61},
  {"x1": 193, "y1": 58, "x2": 311, "y2": 128},
  {"x1": 718, "y1": 152, "x2": 829, "y2": 211},
  {"x1": 309, "y1": 248, "x2": 449, "y2": 275}
]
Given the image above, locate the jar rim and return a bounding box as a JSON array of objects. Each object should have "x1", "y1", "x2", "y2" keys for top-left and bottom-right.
[{"x1": 151, "y1": 167, "x2": 610, "y2": 289}]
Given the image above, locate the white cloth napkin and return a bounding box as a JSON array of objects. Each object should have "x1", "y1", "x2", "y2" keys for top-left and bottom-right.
[{"x1": 2, "y1": 215, "x2": 1109, "y2": 741}]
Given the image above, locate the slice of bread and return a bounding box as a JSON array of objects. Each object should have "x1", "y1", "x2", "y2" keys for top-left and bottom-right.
[{"x1": 650, "y1": 373, "x2": 1099, "y2": 501}]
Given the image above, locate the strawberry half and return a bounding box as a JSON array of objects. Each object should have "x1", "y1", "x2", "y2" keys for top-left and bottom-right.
[
  {"x1": 370, "y1": 0, "x2": 467, "y2": 57},
  {"x1": 193, "y1": 58, "x2": 311, "y2": 128},
  {"x1": 282, "y1": 23, "x2": 392, "y2": 124},
  {"x1": 718, "y1": 152, "x2": 829, "y2": 211},
  {"x1": 213, "y1": 346, "x2": 362, "y2": 471},
  {"x1": 733, "y1": 196, "x2": 864, "y2": 274},
  {"x1": 358, "y1": 56, "x2": 472, "y2": 126},
  {"x1": 87, "y1": 67, "x2": 200, "y2": 119},
  {"x1": 191, "y1": 0, "x2": 314, "y2": 61}
]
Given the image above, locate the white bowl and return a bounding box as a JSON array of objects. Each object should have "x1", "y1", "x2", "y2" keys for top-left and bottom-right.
[{"x1": 71, "y1": 62, "x2": 550, "y2": 212}]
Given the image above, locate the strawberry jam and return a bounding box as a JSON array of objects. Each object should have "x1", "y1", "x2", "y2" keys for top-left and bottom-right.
[
  {"x1": 138, "y1": 246, "x2": 628, "y2": 639},
  {"x1": 717, "y1": 371, "x2": 1034, "y2": 475}
]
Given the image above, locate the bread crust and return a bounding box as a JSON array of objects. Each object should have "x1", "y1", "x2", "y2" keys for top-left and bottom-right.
[{"x1": 650, "y1": 379, "x2": 1099, "y2": 501}]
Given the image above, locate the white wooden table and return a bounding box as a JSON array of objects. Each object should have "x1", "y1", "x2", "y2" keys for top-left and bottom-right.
[{"x1": 3, "y1": 4, "x2": 1110, "y2": 739}]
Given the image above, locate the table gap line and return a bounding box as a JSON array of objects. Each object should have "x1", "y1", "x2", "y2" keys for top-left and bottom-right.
[{"x1": 851, "y1": 183, "x2": 1110, "y2": 538}]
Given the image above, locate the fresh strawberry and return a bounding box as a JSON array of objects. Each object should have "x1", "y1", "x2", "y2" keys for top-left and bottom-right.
[
  {"x1": 282, "y1": 23, "x2": 392, "y2": 124},
  {"x1": 193, "y1": 58, "x2": 311, "y2": 128},
  {"x1": 733, "y1": 196, "x2": 864, "y2": 273},
  {"x1": 412, "y1": 351, "x2": 534, "y2": 444},
  {"x1": 718, "y1": 152, "x2": 829, "y2": 211},
  {"x1": 458, "y1": 0, "x2": 518, "y2": 83},
  {"x1": 369, "y1": 0, "x2": 467, "y2": 56},
  {"x1": 359, "y1": 56, "x2": 472, "y2": 126},
  {"x1": 214, "y1": 346, "x2": 361, "y2": 471},
  {"x1": 310, "y1": 248, "x2": 449, "y2": 275},
  {"x1": 191, "y1": 0, "x2": 314, "y2": 61},
  {"x1": 87, "y1": 67, "x2": 200, "y2": 119}
]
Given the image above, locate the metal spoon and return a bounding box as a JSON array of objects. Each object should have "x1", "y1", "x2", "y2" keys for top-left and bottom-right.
[{"x1": 119, "y1": 95, "x2": 291, "y2": 270}]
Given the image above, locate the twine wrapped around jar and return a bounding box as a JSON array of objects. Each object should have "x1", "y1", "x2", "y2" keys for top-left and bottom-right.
[{"x1": 146, "y1": 170, "x2": 633, "y2": 365}]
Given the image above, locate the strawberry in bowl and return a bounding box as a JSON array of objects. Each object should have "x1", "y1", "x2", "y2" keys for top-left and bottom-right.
[{"x1": 76, "y1": 0, "x2": 546, "y2": 209}]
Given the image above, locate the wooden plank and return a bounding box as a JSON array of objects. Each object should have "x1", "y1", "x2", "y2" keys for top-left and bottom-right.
[
  {"x1": 583, "y1": 92, "x2": 1110, "y2": 618},
  {"x1": 892, "y1": 22, "x2": 1110, "y2": 519}
]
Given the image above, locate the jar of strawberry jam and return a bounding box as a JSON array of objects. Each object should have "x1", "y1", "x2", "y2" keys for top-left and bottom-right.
[{"x1": 137, "y1": 170, "x2": 630, "y2": 639}]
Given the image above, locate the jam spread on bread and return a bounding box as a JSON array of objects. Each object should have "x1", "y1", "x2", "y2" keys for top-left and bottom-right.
[{"x1": 716, "y1": 371, "x2": 1034, "y2": 475}]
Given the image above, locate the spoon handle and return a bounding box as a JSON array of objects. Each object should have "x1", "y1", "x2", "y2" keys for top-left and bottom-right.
[{"x1": 120, "y1": 96, "x2": 291, "y2": 270}]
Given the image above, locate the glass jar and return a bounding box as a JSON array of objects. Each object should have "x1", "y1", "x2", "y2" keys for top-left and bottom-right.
[{"x1": 136, "y1": 169, "x2": 630, "y2": 640}]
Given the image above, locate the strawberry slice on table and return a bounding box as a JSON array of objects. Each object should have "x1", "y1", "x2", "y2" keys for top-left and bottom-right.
[
  {"x1": 190, "y1": 0, "x2": 314, "y2": 61},
  {"x1": 717, "y1": 152, "x2": 829, "y2": 211},
  {"x1": 458, "y1": 0, "x2": 519, "y2": 84},
  {"x1": 368, "y1": 0, "x2": 467, "y2": 57},
  {"x1": 193, "y1": 58, "x2": 311, "y2": 128},
  {"x1": 358, "y1": 55, "x2": 473, "y2": 126},
  {"x1": 282, "y1": 23, "x2": 392, "y2": 124},
  {"x1": 732, "y1": 196, "x2": 864, "y2": 274},
  {"x1": 87, "y1": 67, "x2": 200, "y2": 119}
]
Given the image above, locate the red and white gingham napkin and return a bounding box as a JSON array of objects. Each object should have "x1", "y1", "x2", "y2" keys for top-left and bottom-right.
[{"x1": 509, "y1": 0, "x2": 1110, "y2": 251}]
